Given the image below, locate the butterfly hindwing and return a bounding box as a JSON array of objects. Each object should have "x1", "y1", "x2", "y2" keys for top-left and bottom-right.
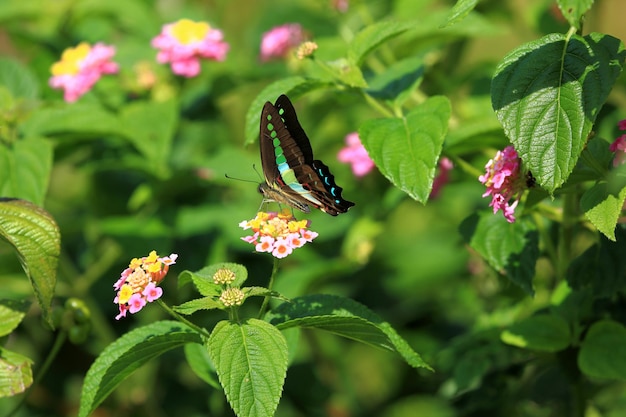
[{"x1": 258, "y1": 95, "x2": 354, "y2": 216}]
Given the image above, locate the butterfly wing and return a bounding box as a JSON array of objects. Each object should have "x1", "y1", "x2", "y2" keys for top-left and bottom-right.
[{"x1": 259, "y1": 95, "x2": 354, "y2": 216}]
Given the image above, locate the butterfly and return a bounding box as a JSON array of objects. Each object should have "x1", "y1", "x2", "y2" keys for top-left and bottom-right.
[{"x1": 258, "y1": 94, "x2": 355, "y2": 216}]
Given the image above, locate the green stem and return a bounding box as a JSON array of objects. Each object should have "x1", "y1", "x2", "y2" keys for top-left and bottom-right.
[
  {"x1": 4, "y1": 330, "x2": 67, "y2": 417},
  {"x1": 258, "y1": 257, "x2": 280, "y2": 319},
  {"x1": 557, "y1": 191, "x2": 578, "y2": 282},
  {"x1": 157, "y1": 299, "x2": 211, "y2": 339}
]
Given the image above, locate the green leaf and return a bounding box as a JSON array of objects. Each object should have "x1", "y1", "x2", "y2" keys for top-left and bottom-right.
[
  {"x1": 208, "y1": 319, "x2": 288, "y2": 417},
  {"x1": 567, "y1": 229, "x2": 626, "y2": 297},
  {"x1": 492, "y1": 33, "x2": 626, "y2": 192},
  {"x1": 120, "y1": 100, "x2": 178, "y2": 178},
  {"x1": 19, "y1": 104, "x2": 122, "y2": 138},
  {"x1": 0, "y1": 137, "x2": 52, "y2": 205},
  {"x1": 78, "y1": 321, "x2": 202, "y2": 417},
  {"x1": 460, "y1": 213, "x2": 539, "y2": 295},
  {"x1": 0, "y1": 299, "x2": 29, "y2": 337},
  {"x1": 0, "y1": 347, "x2": 33, "y2": 397},
  {"x1": 179, "y1": 263, "x2": 248, "y2": 296},
  {"x1": 557, "y1": 0, "x2": 594, "y2": 29},
  {"x1": 244, "y1": 77, "x2": 329, "y2": 145},
  {"x1": 184, "y1": 343, "x2": 219, "y2": 389},
  {"x1": 348, "y1": 20, "x2": 416, "y2": 65},
  {"x1": 0, "y1": 199, "x2": 59, "y2": 326},
  {"x1": 0, "y1": 57, "x2": 39, "y2": 99},
  {"x1": 501, "y1": 314, "x2": 571, "y2": 352},
  {"x1": 579, "y1": 320, "x2": 626, "y2": 381},
  {"x1": 322, "y1": 58, "x2": 367, "y2": 88},
  {"x1": 366, "y1": 55, "x2": 424, "y2": 106},
  {"x1": 174, "y1": 297, "x2": 223, "y2": 315},
  {"x1": 440, "y1": 0, "x2": 479, "y2": 28},
  {"x1": 580, "y1": 181, "x2": 626, "y2": 241},
  {"x1": 267, "y1": 294, "x2": 431, "y2": 370},
  {"x1": 359, "y1": 96, "x2": 451, "y2": 202}
]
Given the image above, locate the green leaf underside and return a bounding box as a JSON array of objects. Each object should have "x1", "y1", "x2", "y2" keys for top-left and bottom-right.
[
  {"x1": 208, "y1": 319, "x2": 288, "y2": 417},
  {"x1": 460, "y1": 213, "x2": 538, "y2": 295},
  {"x1": 174, "y1": 297, "x2": 223, "y2": 314},
  {"x1": 580, "y1": 181, "x2": 626, "y2": 241},
  {"x1": 579, "y1": 320, "x2": 626, "y2": 381},
  {"x1": 440, "y1": 0, "x2": 479, "y2": 28},
  {"x1": 0, "y1": 199, "x2": 60, "y2": 326},
  {"x1": 359, "y1": 96, "x2": 451, "y2": 203},
  {"x1": 0, "y1": 347, "x2": 33, "y2": 397},
  {"x1": 78, "y1": 321, "x2": 201, "y2": 417},
  {"x1": 267, "y1": 294, "x2": 431, "y2": 370},
  {"x1": 491, "y1": 33, "x2": 626, "y2": 192},
  {"x1": 501, "y1": 315, "x2": 571, "y2": 352},
  {"x1": 0, "y1": 300, "x2": 29, "y2": 337}
]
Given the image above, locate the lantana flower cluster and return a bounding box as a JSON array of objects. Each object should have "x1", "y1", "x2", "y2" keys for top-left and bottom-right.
[
  {"x1": 260, "y1": 23, "x2": 306, "y2": 62},
  {"x1": 479, "y1": 146, "x2": 526, "y2": 223},
  {"x1": 239, "y1": 210, "x2": 318, "y2": 259},
  {"x1": 49, "y1": 42, "x2": 119, "y2": 102},
  {"x1": 113, "y1": 251, "x2": 178, "y2": 320},
  {"x1": 610, "y1": 119, "x2": 626, "y2": 167}
]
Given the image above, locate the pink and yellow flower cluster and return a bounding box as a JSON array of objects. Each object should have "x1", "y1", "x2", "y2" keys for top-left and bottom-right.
[
  {"x1": 479, "y1": 146, "x2": 525, "y2": 223},
  {"x1": 113, "y1": 251, "x2": 178, "y2": 320},
  {"x1": 239, "y1": 210, "x2": 318, "y2": 259}
]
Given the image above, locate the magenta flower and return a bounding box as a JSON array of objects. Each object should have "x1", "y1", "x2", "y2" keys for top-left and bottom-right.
[
  {"x1": 152, "y1": 19, "x2": 229, "y2": 77},
  {"x1": 260, "y1": 23, "x2": 305, "y2": 62},
  {"x1": 610, "y1": 134, "x2": 626, "y2": 167},
  {"x1": 618, "y1": 119, "x2": 626, "y2": 131},
  {"x1": 479, "y1": 146, "x2": 526, "y2": 223},
  {"x1": 49, "y1": 42, "x2": 119, "y2": 102},
  {"x1": 113, "y1": 250, "x2": 177, "y2": 320},
  {"x1": 338, "y1": 132, "x2": 375, "y2": 177},
  {"x1": 240, "y1": 210, "x2": 318, "y2": 258},
  {"x1": 430, "y1": 157, "x2": 454, "y2": 199}
]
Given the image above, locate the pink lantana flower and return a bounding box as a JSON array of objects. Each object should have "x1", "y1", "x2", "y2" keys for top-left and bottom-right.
[
  {"x1": 260, "y1": 23, "x2": 305, "y2": 62},
  {"x1": 49, "y1": 42, "x2": 119, "y2": 102},
  {"x1": 152, "y1": 19, "x2": 229, "y2": 77},
  {"x1": 618, "y1": 119, "x2": 626, "y2": 131},
  {"x1": 338, "y1": 132, "x2": 375, "y2": 177},
  {"x1": 113, "y1": 250, "x2": 177, "y2": 320},
  {"x1": 240, "y1": 210, "x2": 318, "y2": 258},
  {"x1": 610, "y1": 134, "x2": 626, "y2": 167},
  {"x1": 479, "y1": 146, "x2": 527, "y2": 223},
  {"x1": 430, "y1": 157, "x2": 454, "y2": 199}
]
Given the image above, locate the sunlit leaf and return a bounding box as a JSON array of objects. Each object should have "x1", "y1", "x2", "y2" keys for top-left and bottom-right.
[
  {"x1": 0, "y1": 137, "x2": 52, "y2": 205},
  {"x1": 0, "y1": 347, "x2": 33, "y2": 397},
  {"x1": 501, "y1": 314, "x2": 571, "y2": 352}
]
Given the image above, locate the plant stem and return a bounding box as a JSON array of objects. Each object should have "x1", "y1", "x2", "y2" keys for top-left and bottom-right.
[
  {"x1": 157, "y1": 299, "x2": 211, "y2": 339},
  {"x1": 5, "y1": 329, "x2": 67, "y2": 417},
  {"x1": 258, "y1": 257, "x2": 280, "y2": 319}
]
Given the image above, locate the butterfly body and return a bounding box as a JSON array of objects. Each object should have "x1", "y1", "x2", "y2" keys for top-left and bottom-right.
[{"x1": 259, "y1": 95, "x2": 354, "y2": 216}]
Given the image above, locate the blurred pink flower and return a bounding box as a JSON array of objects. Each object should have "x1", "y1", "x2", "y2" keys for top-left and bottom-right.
[
  {"x1": 260, "y1": 23, "x2": 305, "y2": 62},
  {"x1": 331, "y1": 0, "x2": 349, "y2": 12},
  {"x1": 610, "y1": 134, "x2": 626, "y2": 167},
  {"x1": 479, "y1": 146, "x2": 524, "y2": 223},
  {"x1": 430, "y1": 157, "x2": 454, "y2": 199},
  {"x1": 338, "y1": 132, "x2": 375, "y2": 177},
  {"x1": 152, "y1": 19, "x2": 229, "y2": 77},
  {"x1": 49, "y1": 42, "x2": 119, "y2": 102},
  {"x1": 618, "y1": 119, "x2": 626, "y2": 131}
]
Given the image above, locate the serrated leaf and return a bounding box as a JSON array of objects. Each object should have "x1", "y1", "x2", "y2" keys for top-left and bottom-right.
[
  {"x1": 209, "y1": 319, "x2": 288, "y2": 417},
  {"x1": 174, "y1": 297, "x2": 223, "y2": 315},
  {"x1": 440, "y1": 0, "x2": 479, "y2": 28},
  {"x1": 0, "y1": 58, "x2": 39, "y2": 99},
  {"x1": 359, "y1": 96, "x2": 450, "y2": 202},
  {"x1": 579, "y1": 320, "x2": 626, "y2": 381},
  {"x1": 348, "y1": 20, "x2": 416, "y2": 65},
  {"x1": 567, "y1": 229, "x2": 626, "y2": 297},
  {"x1": 0, "y1": 299, "x2": 29, "y2": 337},
  {"x1": 580, "y1": 181, "x2": 626, "y2": 241},
  {"x1": 366, "y1": 55, "x2": 424, "y2": 106},
  {"x1": 19, "y1": 104, "x2": 122, "y2": 138},
  {"x1": 501, "y1": 314, "x2": 571, "y2": 352},
  {"x1": 267, "y1": 294, "x2": 431, "y2": 370},
  {"x1": 492, "y1": 33, "x2": 626, "y2": 192},
  {"x1": 78, "y1": 321, "x2": 202, "y2": 417},
  {"x1": 120, "y1": 100, "x2": 178, "y2": 178},
  {"x1": 460, "y1": 213, "x2": 539, "y2": 295},
  {"x1": 0, "y1": 199, "x2": 59, "y2": 325},
  {"x1": 0, "y1": 137, "x2": 52, "y2": 206},
  {"x1": 0, "y1": 347, "x2": 33, "y2": 397},
  {"x1": 557, "y1": 0, "x2": 594, "y2": 29},
  {"x1": 184, "y1": 343, "x2": 219, "y2": 389},
  {"x1": 244, "y1": 77, "x2": 329, "y2": 145}
]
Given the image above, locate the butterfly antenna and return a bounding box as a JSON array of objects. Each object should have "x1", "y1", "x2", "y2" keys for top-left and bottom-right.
[{"x1": 224, "y1": 173, "x2": 258, "y2": 184}]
